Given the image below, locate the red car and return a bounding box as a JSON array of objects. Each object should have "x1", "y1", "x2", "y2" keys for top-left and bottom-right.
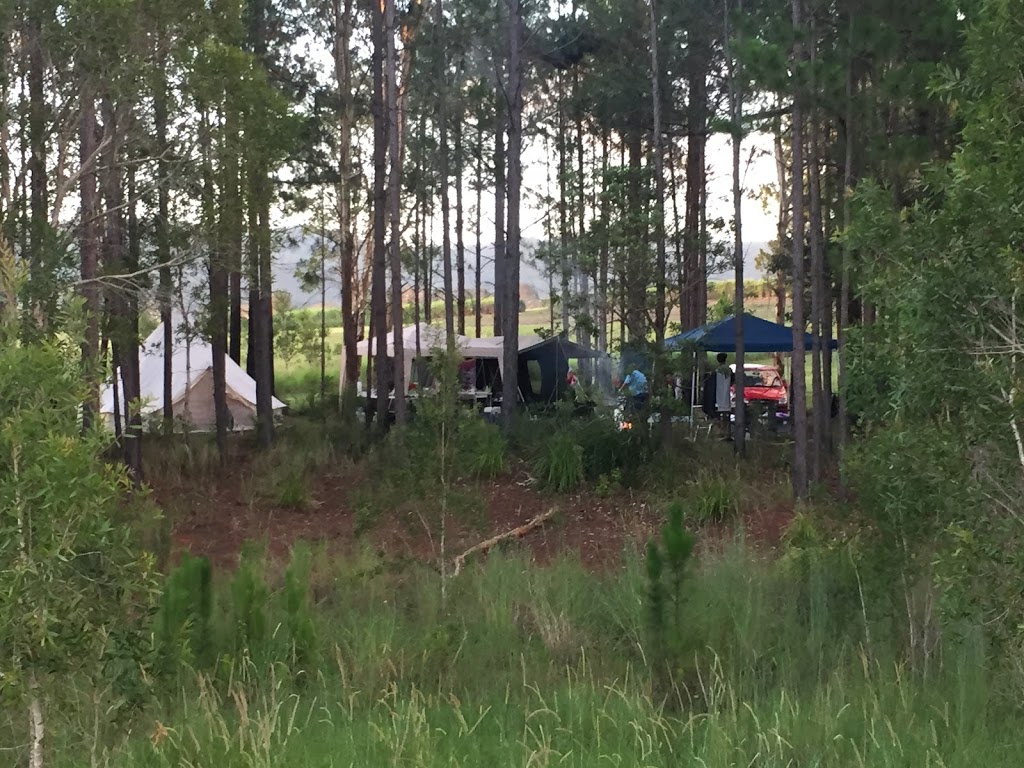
[{"x1": 730, "y1": 363, "x2": 789, "y2": 414}]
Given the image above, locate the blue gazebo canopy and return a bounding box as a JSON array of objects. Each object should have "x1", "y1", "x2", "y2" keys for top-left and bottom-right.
[{"x1": 665, "y1": 313, "x2": 836, "y2": 354}]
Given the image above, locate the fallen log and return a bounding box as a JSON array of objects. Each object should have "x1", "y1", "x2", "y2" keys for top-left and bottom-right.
[{"x1": 453, "y1": 507, "x2": 559, "y2": 576}]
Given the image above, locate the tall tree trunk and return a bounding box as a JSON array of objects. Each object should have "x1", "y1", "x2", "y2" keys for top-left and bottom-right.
[
  {"x1": 625, "y1": 131, "x2": 645, "y2": 342},
  {"x1": 698, "y1": 157, "x2": 708, "y2": 324},
  {"x1": 101, "y1": 98, "x2": 142, "y2": 482},
  {"x1": 256, "y1": 172, "x2": 274, "y2": 444},
  {"x1": 575, "y1": 78, "x2": 591, "y2": 383},
  {"x1": 502, "y1": 0, "x2": 522, "y2": 427},
  {"x1": 668, "y1": 138, "x2": 684, "y2": 329},
  {"x1": 246, "y1": 182, "x2": 259, "y2": 381},
  {"x1": 26, "y1": 12, "x2": 46, "y2": 327},
  {"x1": 126, "y1": 153, "x2": 144, "y2": 469},
  {"x1": 773, "y1": 117, "x2": 789, "y2": 376},
  {"x1": 475, "y1": 121, "x2": 483, "y2": 338},
  {"x1": 79, "y1": 91, "x2": 100, "y2": 429},
  {"x1": 557, "y1": 94, "x2": 570, "y2": 334},
  {"x1": 649, "y1": 0, "x2": 667, "y2": 349},
  {"x1": 727, "y1": 0, "x2": 746, "y2": 452},
  {"x1": 683, "y1": 45, "x2": 707, "y2": 331},
  {"x1": 333, "y1": 0, "x2": 359, "y2": 394},
  {"x1": 154, "y1": 60, "x2": 174, "y2": 427},
  {"x1": 245, "y1": 154, "x2": 274, "y2": 446},
  {"x1": 493, "y1": 83, "x2": 506, "y2": 336},
  {"x1": 425, "y1": 204, "x2": 433, "y2": 323},
  {"x1": 809, "y1": 23, "x2": 827, "y2": 478},
  {"x1": 225, "y1": 111, "x2": 243, "y2": 367},
  {"x1": 414, "y1": 190, "x2": 422, "y2": 343},
  {"x1": 598, "y1": 130, "x2": 610, "y2": 356},
  {"x1": 839, "y1": 9, "x2": 855, "y2": 451},
  {"x1": 790, "y1": 0, "x2": 809, "y2": 498},
  {"x1": 204, "y1": 109, "x2": 229, "y2": 456},
  {"x1": 455, "y1": 120, "x2": 466, "y2": 335},
  {"x1": 435, "y1": 0, "x2": 454, "y2": 342},
  {"x1": 372, "y1": 0, "x2": 389, "y2": 425},
  {"x1": 246, "y1": 0, "x2": 275, "y2": 445},
  {"x1": 386, "y1": 0, "x2": 406, "y2": 422}
]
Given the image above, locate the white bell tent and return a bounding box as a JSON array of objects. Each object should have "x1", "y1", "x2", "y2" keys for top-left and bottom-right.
[{"x1": 100, "y1": 317, "x2": 286, "y2": 432}]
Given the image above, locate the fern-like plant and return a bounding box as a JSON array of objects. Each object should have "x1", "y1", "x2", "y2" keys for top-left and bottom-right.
[{"x1": 533, "y1": 431, "x2": 584, "y2": 493}]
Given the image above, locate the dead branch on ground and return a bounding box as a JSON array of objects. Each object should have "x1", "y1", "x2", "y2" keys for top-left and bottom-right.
[{"x1": 452, "y1": 507, "x2": 558, "y2": 576}]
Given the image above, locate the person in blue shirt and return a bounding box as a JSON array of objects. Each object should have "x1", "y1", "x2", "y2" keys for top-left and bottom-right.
[{"x1": 619, "y1": 368, "x2": 649, "y2": 413}]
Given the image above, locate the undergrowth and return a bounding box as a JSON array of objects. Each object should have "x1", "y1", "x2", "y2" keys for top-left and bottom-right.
[{"x1": 16, "y1": 535, "x2": 1023, "y2": 768}]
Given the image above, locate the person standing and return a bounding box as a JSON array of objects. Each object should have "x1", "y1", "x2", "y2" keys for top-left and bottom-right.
[
  {"x1": 619, "y1": 368, "x2": 649, "y2": 413},
  {"x1": 715, "y1": 352, "x2": 735, "y2": 435}
]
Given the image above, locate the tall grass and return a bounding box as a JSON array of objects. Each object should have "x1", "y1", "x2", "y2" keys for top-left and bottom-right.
[{"x1": 25, "y1": 539, "x2": 1024, "y2": 767}]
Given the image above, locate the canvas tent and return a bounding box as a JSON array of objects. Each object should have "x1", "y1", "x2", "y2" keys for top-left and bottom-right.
[
  {"x1": 513, "y1": 335, "x2": 606, "y2": 403},
  {"x1": 353, "y1": 325, "x2": 607, "y2": 403},
  {"x1": 355, "y1": 323, "x2": 498, "y2": 394},
  {"x1": 665, "y1": 313, "x2": 837, "y2": 353},
  {"x1": 100, "y1": 319, "x2": 286, "y2": 432}
]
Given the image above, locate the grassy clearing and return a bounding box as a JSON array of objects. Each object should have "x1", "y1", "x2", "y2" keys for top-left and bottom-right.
[
  {"x1": 27, "y1": 540, "x2": 1022, "y2": 767},
  {"x1": 15, "y1": 388, "x2": 1012, "y2": 766}
]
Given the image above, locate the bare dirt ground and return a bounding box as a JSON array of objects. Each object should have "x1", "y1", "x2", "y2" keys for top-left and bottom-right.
[{"x1": 155, "y1": 446, "x2": 795, "y2": 573}]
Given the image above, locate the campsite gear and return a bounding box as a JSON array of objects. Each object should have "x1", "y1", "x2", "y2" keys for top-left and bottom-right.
[{"x1": 666, "y1": 313, "x2": 837, "y2": 434}]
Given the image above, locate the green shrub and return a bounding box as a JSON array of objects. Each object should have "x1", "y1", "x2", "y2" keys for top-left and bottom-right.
[
  {"x1": 156, "y1": 554, "x2": 214, "y2": 674},
  {"x1": 533, "y1": 431, "x2": 584, "y2": 493},
  {"x1": 689, "y1": 471, "x2": 740, "y2": 525},
  {"x1": 595, "y1": 469, "x2": 622, "y2": 497},
  {"x1": 458, "y1": 417, "x2": 507, "y2": 479},
  {"x1": 575, "y1": 416, "x2": 652, "y2": 487},
  {"x1": 646, "y1": 502, "x2": 696, "y2": 697},
  {"x1": 283, "y1": 543, "x2": 319, "y2": 681},
  {"x1": 229, "y1": 543, "x2": 270, "y2": 662},
  {"x1": 275, "y1": 462, "x2": 310, "y2": 509}
]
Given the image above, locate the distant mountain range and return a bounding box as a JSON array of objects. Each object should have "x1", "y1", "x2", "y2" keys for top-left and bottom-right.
[{"x1": 272, "y1": 229, "x2": 769, "y2": 309}]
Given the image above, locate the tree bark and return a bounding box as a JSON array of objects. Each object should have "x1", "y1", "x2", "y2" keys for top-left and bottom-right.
[
  {"x1": 455, "y1": 119, "x2": 466, "y2": 335},
  {"x1": 225, "y1": 110, "x2": 243, "y2": 368},
  {"x1": 683, "y1": 43, "x2": 708, "y2": 331},
  {"x1": 790, "y1": 0, "x2": 809, "y2": 498},
  {"x1": 598, "y1": 130, "x2": 610, "y2": 355},
  {"x1": 372, "y1": 0, "x2": 389, "y2": 425},
  {"x1": 668, "y1": 138, "x2": 684, "y2": 331},
  {"x1": 502, "y1": 0, "x2": 523, "y2": 427},
  {"x1": 624, "y1": 131, "x2": 646, "y2": 342},
  {"x1": 204, "y1": 109, "x2": 229, "y2": 456},
  {"x1": 154, "y1": 59, "x2": 175, "y2": 426},
  {"x1": 475, "y1": 121, "x2": 483, "y2": 338},
  {"x1": 29, "y1": 672, "x2": 43, "y2": 768},
  {"x1": 386, "y1": 0, "x2": 406, "y2": 423},
  {"x1": 809, "y1": 19, "x2": 827, "y2": 477},
  {"x1": 773, "y1": 117, "x2": 789, "y2": 376},
  {"x1": 557, "y1": 91, "x2": 570, "y2": 334},
  {"x1": 650, "y1": 0, "x2": 668, "y2": 349},
  {"x1": 79, "y1": 90, "x2": 100, "y2": 430},
  {"x1": 101, "y1": 98, "x2": 142, "y2": 483},
  {"x1": 26, "y1": 12, "x2": 47, "y2": 327},
  {"x1": 126, "y1": 152, "x2": 144, "y2": 468},
  {"x1": 727, "y1": 0, "x2": 746, "y2": 453},
  {"x1": 493, "y1": 82, "x2": 506, "y2": 336},
  {"x1": 435, "y1": 0, "x2": 454, "y2": 343},
  {"x1": 575, "y1": 77, "x2": 591, "y2": 382},
  {"x1": 838, "y1": 9, "x2": 855, "y2": 452},
  {"x1": 332, "y1": 0, "x2": 359, "y2": 395},
  {"x1": 248, "y1": 0, "x2": 275, "y2": 446}
]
